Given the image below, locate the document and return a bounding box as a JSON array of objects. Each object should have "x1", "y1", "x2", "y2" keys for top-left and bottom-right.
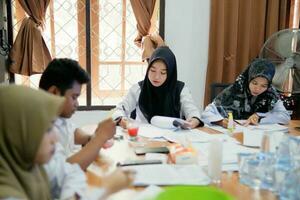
[
  {"x1": 136, "y1": 124, "x2": 240, "y2": 147},
  {"x1": 246, "y1": 124, "x2": 288, "y2": 132},
  {"x1": 122, "y1": 164, "x2": 211, "y2": 186},
  {"x1": 243, "y1": 130, "x2": 285, "y2": 150},
  {"x1": 194, "y1": 141, "x2": 259, "y2": 167},
  {"x1": 138, "y1": 124, "x2": 173, "y2": 138},
  {"x1": 163, "y1": 129, "x2": 239, "y2": 144},
  {"x1": 208, "y1": 123, "x2": 288, "y2": 134},
  {"x1": 243, "y1": 129, "x2": 263, "y2": 147}
]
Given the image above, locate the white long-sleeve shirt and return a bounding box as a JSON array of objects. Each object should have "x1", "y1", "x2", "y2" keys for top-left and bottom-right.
[
  {"x1": 112, "y1": 83, "x2": 201, "y2": 122},
  {"x1": 44, "y1": 119, "x2": 105, "y2": 200},
  {"x1": 201, "y1": 100, "x2": 290, "y2": 125}
]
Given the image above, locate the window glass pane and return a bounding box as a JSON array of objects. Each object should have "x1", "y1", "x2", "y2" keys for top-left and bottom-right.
[
  {"x1": 12, "y1": 0, "x2": 87, "y2": 106},
  {"x1": 124, "y1": 64, "x2": 147, "y2": 90},
  {"x1": 11, "y1": 0, "x2": 160, "y2": 108},
  {"x1": 99, "y1": 0, "x2": 122, "y2": 61}
]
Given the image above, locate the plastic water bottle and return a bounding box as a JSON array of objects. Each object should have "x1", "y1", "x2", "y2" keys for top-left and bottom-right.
[{"x1": 227, "y1": 111, "x2": 234, "y2": 134}]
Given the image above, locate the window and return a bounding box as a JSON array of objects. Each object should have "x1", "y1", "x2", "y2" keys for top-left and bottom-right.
[{"x1": 11, "y1": 0, "x2": 163, "y2": 109}]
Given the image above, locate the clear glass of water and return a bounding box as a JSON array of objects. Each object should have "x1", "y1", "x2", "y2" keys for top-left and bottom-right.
[
  {"x1": 289, "y1": 136, "x2": 300, "y2": 168},
  {"x1": 237, "y1": 153, "x2": 253, "y2": 185},
  {"x1": 259, "y1": 152, "x2": 276, "y2": 190},
  {"x1": 279, "y1": 168, "x2": 300, "y2": 200}
]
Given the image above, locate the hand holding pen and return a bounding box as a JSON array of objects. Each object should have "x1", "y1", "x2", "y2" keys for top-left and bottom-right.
[{"x1": 117, "y1": 105, "x2": 129, "y2": 129}]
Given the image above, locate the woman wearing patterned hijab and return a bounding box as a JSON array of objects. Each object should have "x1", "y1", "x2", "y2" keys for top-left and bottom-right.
[
  {"x1": 0, "y1": 85, "x2": 64, "y2": 199},
  {"x1": 201, "y1": 58, "x2": 290, "y2": 127},
  {"x1": 113, "y1": 46, "x2": 203, "y2": 129}
]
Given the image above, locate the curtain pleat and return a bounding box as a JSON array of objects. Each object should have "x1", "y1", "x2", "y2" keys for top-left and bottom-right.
[{"x1": 9, "y1": 0, "x2": 51, "y2": 76}]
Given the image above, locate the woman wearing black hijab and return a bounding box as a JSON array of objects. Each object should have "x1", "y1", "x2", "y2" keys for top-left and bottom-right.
[
  {"x1": 113, "y1": 46, "x2": 203, "y2": 129},
  {"x1": 201, "y1": 58, "x2": 290, "y2": 127}
]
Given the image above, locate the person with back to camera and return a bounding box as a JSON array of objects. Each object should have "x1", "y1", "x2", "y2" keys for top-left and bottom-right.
[
  {"x1": 0, "y1": 85, "x2": 63, "y2": 199},
  {"x1": 113, "y1": 46, "x2": 204, "y2": 129},
  {"x1": 201, "y1": 58, "x2": 290, "y2": 128}
]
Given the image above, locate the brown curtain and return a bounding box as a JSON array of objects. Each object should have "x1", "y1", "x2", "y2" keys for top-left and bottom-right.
[
  {"x1": 204, "y1": 0, "x2": 290, "y2": 106},
  {"x1": 130, "y1": 0, "x2": 164, "y2": 61},
  {"x1": 9, "y1": 0, "x2": 51, "y2": 76}
]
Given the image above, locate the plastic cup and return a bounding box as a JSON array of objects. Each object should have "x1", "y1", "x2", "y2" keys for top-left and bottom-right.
[
  {"x1": 127, "y1": 120, "x2": 139, "y2": 141},
  {"x1": 208, "y1": 139, "x2": 223, "y2": 184}
]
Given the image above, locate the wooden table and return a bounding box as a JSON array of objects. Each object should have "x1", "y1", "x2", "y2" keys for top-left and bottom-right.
[{"x1": 84, "y1": 120, "x2": 300, "y2": 200}]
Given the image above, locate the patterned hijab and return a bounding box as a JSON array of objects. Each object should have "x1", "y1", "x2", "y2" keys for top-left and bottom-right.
[
  {"x1": 214, "y1": 58, "x2": 279, "y2": 119},
  {"x1": 139, "y1": 46, "x2": 184, "y2": 122},
  {"x1": 0, "y1": 85, "x2": 64, "y2": 199}
]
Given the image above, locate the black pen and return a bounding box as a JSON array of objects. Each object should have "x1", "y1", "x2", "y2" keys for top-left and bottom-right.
[
  {"x1": 114, "y1": 116, "x2": 122, "y2": 125},
  {"x1": 122, "y1": 105, "x2": 129, "y2": 119},
  {"x1": 234, "y1": 120, "x2": 242, "y2": 125},
  {"x1": 116, "y1": 159, "x2": 162, "y2": 167}
]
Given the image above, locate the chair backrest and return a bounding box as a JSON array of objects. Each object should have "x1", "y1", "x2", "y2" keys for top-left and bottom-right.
[{"x1": 210, "y1": 83, "x2": 231, "y2": 102}]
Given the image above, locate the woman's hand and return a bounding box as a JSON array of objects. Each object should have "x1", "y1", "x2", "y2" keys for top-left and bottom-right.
[
  {"x1": 213, "y1": 118, "x2": 239, "y2": 129},
  {"x1": 243, "y1": 113, "x2": 259, "y2": 126},
  {"x1": 119, "y1": 117, "x2": 128, "y2": 129},
  {"x1": 186, "y1": 118, "x2": 200, "y2": 129},
  {"x1": 213, "y1": 119, "x2": 229, "y2": 128}
]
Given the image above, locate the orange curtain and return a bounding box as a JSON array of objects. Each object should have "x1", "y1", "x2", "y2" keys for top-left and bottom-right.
[
  {"x1": 204, "y1": 0, "x2": 290, "y2": 106},
  {"x1": 9, "y1": 0, "x2": 51, "y2": 76},
  {"x1": 130, "y1": 0, "x2": 164, "y2": 61}
]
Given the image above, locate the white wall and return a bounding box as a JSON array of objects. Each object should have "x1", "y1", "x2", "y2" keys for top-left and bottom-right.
[{"x1": 165, "y1": 0, "x2": 210, "y2": 110}]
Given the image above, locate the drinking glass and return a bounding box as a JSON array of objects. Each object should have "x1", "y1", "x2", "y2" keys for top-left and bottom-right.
[{"x1": 127, "y1": 119, "x2": 139, "y2": 141}]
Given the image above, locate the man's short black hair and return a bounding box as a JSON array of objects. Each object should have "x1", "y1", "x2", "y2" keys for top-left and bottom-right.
[{"x1": 39, "y1": 58, "x2": 90, "y2": 95}]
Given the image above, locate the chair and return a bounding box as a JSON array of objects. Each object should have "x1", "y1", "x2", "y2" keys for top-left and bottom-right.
[{"x1": 210, "y1": 83, "x2": 231, "y2": 102}]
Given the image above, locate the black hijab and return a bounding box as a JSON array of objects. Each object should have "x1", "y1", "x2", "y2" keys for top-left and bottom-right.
[
  {"x1": 214, "y1": 58, "x2": 279, "y2": 119},
  {"x1": 138, "y1": 46, "x2": 184, "y2": 122}
]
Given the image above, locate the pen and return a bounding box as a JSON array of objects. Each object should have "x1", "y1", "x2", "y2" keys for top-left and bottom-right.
[
  {"x1": 122, "y1": 105, "x2": 129, "y2": 119},
  {"x1": 233, "y1": 120, "x2": 242, "y2": 125},
  {"x1": 114, "y1": 116, "x2": 122, "y2": 124},
  {"x1": 116, "y1": 159, "x2": 162, "y2": 167}
]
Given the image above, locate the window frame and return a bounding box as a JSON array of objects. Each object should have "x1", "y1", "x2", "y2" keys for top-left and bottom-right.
[{"x1": 6, "y1": 0, "x2": 165, "y2": 110}]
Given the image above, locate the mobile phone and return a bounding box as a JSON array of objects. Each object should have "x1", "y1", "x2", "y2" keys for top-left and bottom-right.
[
  {"x1": 116, "y1": 159, "x2": 162, "y2": 167},
  {"x1": 134, "y1": 147, "x2": 169, "y2": 155}
]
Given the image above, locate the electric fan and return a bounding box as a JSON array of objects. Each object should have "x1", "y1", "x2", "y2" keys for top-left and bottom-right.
[
  {"x1": 259, "y1": 28, "x2": 300, "y2": 95},
  {"x1": 259, "y1": 28, "x2": 300, "y2": 119}
]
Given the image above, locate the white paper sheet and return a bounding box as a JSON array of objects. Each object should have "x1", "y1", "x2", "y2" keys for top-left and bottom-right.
[
  {"x1": 246, "y1": 124, "x2": 288, "y2": 132},
  {"x1": 194, "y1": 141, "x2": 259, "y2": 166},
  {"x1": 137, "y1": 124, "x2": 174, "y2": 138},
  {"x1": 208, "y1": 123, "x2": 288, "y2": 134},
  {"x1": 243, "y1": 129, "x2": 264, "y2": 147},
  {"x1": 122, "y1": 164, "x2": 211, "y2": 186},
  {"x1": 145, "y1": 153, "x2": 168, "y2": 164},
  {"x1": 243, "y1": 130, "x2": 285, "y2": 150},
  {"x1": 161, "y1": 129, "x2": 238, "y2": 144}
]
